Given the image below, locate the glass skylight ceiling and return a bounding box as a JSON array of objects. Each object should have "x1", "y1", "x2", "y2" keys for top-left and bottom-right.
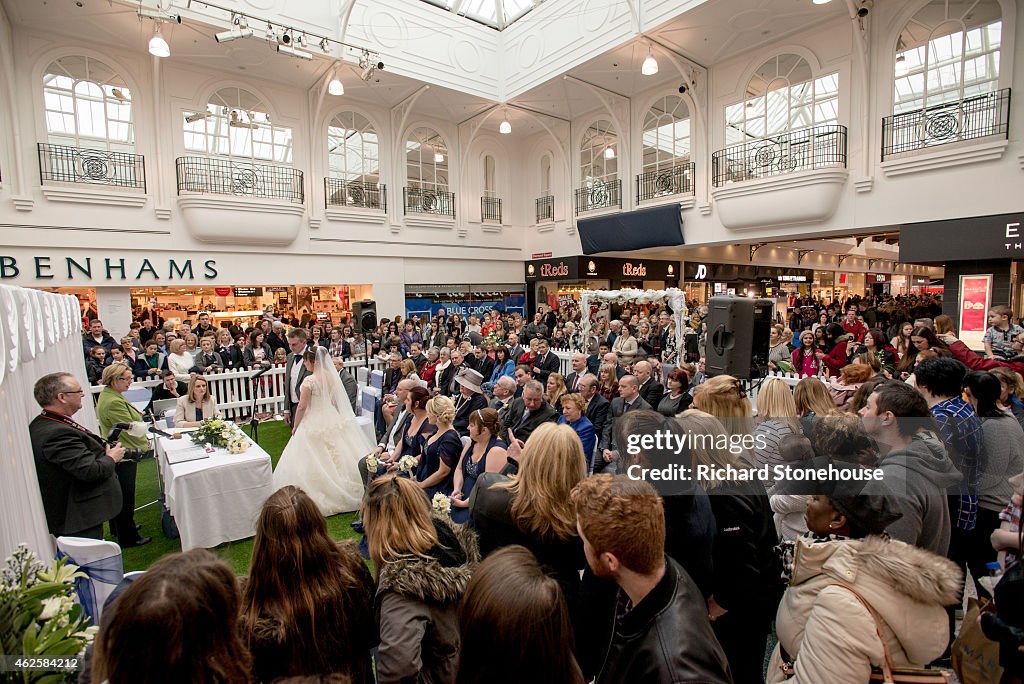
[{"x1": 420, "y1": 0, "x2": 542, "y2": 29}]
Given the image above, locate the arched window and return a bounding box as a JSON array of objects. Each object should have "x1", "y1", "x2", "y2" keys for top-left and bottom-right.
[
  {"x1": 483, "y1": 155, "x2": 496, "y2": 196},
  {"x1": 183, "y1": 87, "x2": 293, "y2": 164},
  {"x1": 580, "y1": 119, "x2": 617, "y2": 186},
  {"x1": 405, "y1": 127, "x2": 448, "y2": 191},
  {"x1": 327, "y1": 111, "x2": 379, "y2": 182},
  {"x1": 893, "y1": 0, "x2": 1002, "y2": 113},
  {"x1": 43, "y1": 56, "x2": 134, "y2": 150},
  {"x1": 540, "y1": 154, "x2": 552, "y2": 195},
  {"x1": 641, "y1": 95, "x2": 691, "y2": 199},
  {"x1": 725, "y1": 54, "x2": 838, "y2": 146}
]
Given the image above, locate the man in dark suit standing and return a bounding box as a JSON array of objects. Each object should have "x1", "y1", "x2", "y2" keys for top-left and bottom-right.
[
  {"x1": 597, "y1": 375, "x2": 651, "y2": 475},
  {"x1": 579, "y1": 375, "x2": 610, "y2": 445},
  {"x1": 634, "y1": 360, "x2": 665, "y2": 408},
  {"x1": 531, "y1": 339, "x2": 560, "y2": 384},
  {"x1": 29, "y1": 372, "x2": 124, "y2": 539},
  {"x1": 284, "y1": 328, "x2": 312, "y2": 428}
]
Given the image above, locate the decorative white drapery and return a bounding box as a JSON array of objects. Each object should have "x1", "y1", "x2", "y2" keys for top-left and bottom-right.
[
  {"x1": 0, "y1": 285, "x2": 95, "y2": 561},
  {"x1": 579, "y1": 288, "x2": 688, "y2": 354}
]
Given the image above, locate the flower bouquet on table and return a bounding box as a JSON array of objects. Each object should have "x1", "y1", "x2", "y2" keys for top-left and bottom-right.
[
  {"x1": 190, "y1": 418, "x2": 250, "y2": 454},
  {"x1": 0, "y1": 544, "x2": 98, "y2": 682}
]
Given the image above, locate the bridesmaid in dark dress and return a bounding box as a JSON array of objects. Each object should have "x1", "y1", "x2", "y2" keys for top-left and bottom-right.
[
  {"x1": 415, "y1": 395, "x2": 462, "y2": 498},
  {"x1": 450, "y1": 408, "x2": 507, "y2": 524}
]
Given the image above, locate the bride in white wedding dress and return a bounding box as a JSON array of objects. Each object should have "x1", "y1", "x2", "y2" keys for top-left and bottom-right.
[{"x1": 272, "y1": 346, "x2": 371, "y2": 515}]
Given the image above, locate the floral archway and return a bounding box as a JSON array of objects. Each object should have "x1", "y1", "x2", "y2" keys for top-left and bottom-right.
[{"x1": 579, "y1": 288, "x2": 688, "y2": 354}]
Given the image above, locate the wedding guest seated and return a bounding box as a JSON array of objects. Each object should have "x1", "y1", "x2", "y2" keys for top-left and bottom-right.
[
  {"x1": 450, "y1": 407, "x2": 507, "y2": 524},
  {"x1": 457, "y1": 545, "x2": 585, "y2": 684},
  {"x1": 452, "y1": 368, "x2": 488, "y2": 437},
  {"x1": 240, "y1": 486, "x2": 375, "y2": 683},
  {"x1": 149, "y1": 369, "x2": 187, "y2": 406},
  {"x1": 416, "y1": 395, "x2": 462, "y2": 498},
  {"x1": 362, "y1": 475, "x2": 477, "y2": 684},
  {"x1": 557, "y1": 393, "x2": 596, "y2": 468},
  {"x1": 174, "y1": 376, "x2": 219, "y2": 427},
  {"x1": 91, "y1": 549, "x2": 253, "y2": 684}
]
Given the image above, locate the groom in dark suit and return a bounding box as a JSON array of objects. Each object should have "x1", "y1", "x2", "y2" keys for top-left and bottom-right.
[
  {"x1": 284, "y1": 328, "x2": 312, "y2": 427},
  {"x1": 29, "y1": 372, "x2": 124, "y2": 539}
]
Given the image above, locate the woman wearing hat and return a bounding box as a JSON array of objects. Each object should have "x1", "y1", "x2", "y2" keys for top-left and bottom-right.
[
  {"x1": 767, "y1": 482, "x2": 963, "y2": 683},
  {"x1": 452, "y1": 367, "x2": 488, "y2": 438}
]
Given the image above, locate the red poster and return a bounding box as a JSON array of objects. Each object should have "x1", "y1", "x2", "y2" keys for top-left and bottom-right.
[{"x1": 959, "y1": 276, "x2": 991, "y2": 334}]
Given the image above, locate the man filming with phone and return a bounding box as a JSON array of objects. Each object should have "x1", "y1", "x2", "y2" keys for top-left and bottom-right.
[{"x1": 29, "y1": 372, "x2": 126, "y2": 540}]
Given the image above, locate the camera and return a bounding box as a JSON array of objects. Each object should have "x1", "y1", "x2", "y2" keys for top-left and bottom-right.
[{"x1": 107, "y1": 423, "x2": 145, "y2": 461}]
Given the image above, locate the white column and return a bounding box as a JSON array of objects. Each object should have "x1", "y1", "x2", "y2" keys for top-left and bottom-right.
[
  {"x1": 95, "y1": 287, "x2": 133, "y2": 339},
  {"x1": 372, "y1": 282, "x2": 406, "y2": 320}
]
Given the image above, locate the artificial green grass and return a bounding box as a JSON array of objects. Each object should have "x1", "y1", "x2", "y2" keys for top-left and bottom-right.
[{"x1": 114, "y1": 420, "x2": 360, "y2": 575}]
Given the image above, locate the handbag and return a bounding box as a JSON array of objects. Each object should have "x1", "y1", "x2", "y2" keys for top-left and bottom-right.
[{"x1": 779, "y1": 582, "x2": 950, "y2": 683}]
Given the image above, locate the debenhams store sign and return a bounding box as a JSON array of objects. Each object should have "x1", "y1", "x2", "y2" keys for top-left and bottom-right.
[{"x1": 0, "y1": 254, "x2": 219, "y2": 283}]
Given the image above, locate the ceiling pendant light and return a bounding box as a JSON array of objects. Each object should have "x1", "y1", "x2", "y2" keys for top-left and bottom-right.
[
  {"x1": 149, "y1": 23, "x2": 170, "y2": 57},
  {"x1": 328, "y1": 68, "x2": 344, "y2": 96},
  {"x1": 641, "y1": 48, "x2": 658, "y2": 76},
  {"x1": 499, "y1": 109, "x2": 511, "y2": 134},
  {"x1": 434, "y1": 148, "x2": 444, "y2": 163},
  {"x1": 604, "y1": 147, "x2": 616, "y2": 159},
  {"x1": 812, "y1": 0, "x2": 832, "y2": 4}
]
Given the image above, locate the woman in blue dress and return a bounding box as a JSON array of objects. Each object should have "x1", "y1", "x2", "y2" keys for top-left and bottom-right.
[
  {"x1": 415, "y1": 395, "x2": 462, "y2": 498},
  {"x1": 556, "y1": 393, "x2": 596, "y2": 472},
  {"x1": 450, "y1": 408, "x2": 507, "y2": 524}
]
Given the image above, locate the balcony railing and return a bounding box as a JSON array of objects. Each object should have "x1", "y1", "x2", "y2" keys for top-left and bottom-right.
[
  {"x1": 711, "y1": 124, "x2": 847, "y2": 187},
  {"x1": 536, "y1": 195, "x2": 555, "y2": 223},
  {"x1": 481, "y1": 196, "x2": 502, "y2": 223},
  {"x1": 574, "y1": 179, "x2": 622, "y2": 215},
  {"x1": 325, "y1": 178, "x2": 385, "y2": 211},
  {"x1": 404, "y1": 187, "x2": 455, "y2": 218},
  {"x1": 881, "y1": 88, "x2": 1011, "y2": 160},
  {"x1": 637, "y1": 162, "x2": 695, "y2": 202},
  {"x1": 175, "y1": 156, "x2": 304, "y2": 203},
  {"x1": 38, "y1": 143, "x2": 146, "y2": 190}
]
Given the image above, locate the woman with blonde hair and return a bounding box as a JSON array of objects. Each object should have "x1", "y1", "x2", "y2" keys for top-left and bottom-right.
[
  {"x1": 597, "y1": 363, "x2": 619, "y2": 401},
  {"x1": 174, "y1": 375, "x2": 219, "y2": 427},
  {"x1": 752, "y1": 378, "x2": 800, "y2": 483},
  {"x1": 183, "y1": 332, "x2": 200, "y2": 361},
  {"x1": 241, "y1": 486, "x2": 375, "y2": 683},
  {"x1": 471, "y1": 422, "x2": 587, "y2": 616},
  {"x1": 416, "y1": 394, "x2": 462, "y2": 498},
  {"x1": 794, "y1": 376, "x2": 839, "y2": 438},
  {"x1": 545, "y1": 372, "x2": 568, "y2": 412},
  {"x1": 363, "y1": 474, "x2": 478, "y2": 684},
  {"x1": 166, "y1": 337, "x2": 196, "y2": 380},
  {"x1": 692, "y1": 374, "x2": 754, "y2": 438},
  {"x1": 677, "y1": 409, "x2": 781, "y2": 684}
]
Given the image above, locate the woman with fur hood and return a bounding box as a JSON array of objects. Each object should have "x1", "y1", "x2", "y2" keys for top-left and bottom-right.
[
  {"x1": 363, "y1": 474, "x2": 480, "y2": 684},
  {"x1": 768, "y1": 481, "x2": 963, "y2": 684}
]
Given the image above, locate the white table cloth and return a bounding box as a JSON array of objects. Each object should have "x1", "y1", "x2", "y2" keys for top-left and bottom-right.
[{"x1": 156, "y1": 432, "x2": 274, "y2": 551}]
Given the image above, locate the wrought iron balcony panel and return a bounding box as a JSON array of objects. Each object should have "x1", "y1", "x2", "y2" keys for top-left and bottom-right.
[
  {"x1": 882, "y1": 88, "x2": 1011, "y2": 160},
  {"x1": 637, "y1": 163, "x2": 695, "y2": 202},
  {"x1": 536, "y1": 195, "x2": 555, "y2": 223},
  {"x1": 711, "y1": 124, "x2": 847, "y2": 187},
  {"x1": 481, "y1": 196, "x2": 502, "y2": 223},
  {"x1": 38, "y1": 143, "x2": 146, "y2": 190},
  {"x1": 404, "y1": 187, "x2": 455, "y2": 218},
  {"x1": 325, "y1": 178, "x2": 386, "y2": 211},
  {"x1": 574, "y1": 179, "x2": 622, "y2": 215},
  {"x1": 175, "y1": 156, "x2": 304, "y2": 204}
]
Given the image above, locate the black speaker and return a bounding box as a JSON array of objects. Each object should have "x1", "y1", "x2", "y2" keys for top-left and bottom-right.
[
  {"x1": 705, "y1": 296, "x2": 774, "y2": 379},
  {"x1": 353, "y1": 300, "x2": 377, "y2": 333}
]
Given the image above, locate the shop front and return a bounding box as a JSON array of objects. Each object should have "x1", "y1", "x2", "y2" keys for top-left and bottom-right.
[
  {"x1": 404, "y1": 284, "x2": 527, "y2": 320},
  {"x1": 900, "y1": 211, "x2": 1021, "y2": 347},
  {"x1": 524, "y1": 255, "x2": 680, "y2": 314},
  {"x1": 684, "y1": 262, "x2": 813, "y2": 304}
]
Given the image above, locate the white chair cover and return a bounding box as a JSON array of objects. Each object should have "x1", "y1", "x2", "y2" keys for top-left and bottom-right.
[
  {"x1": 56, "y1": 536, "x2": 124, "y2": 623},
  {"x1": 356, "y1": 366, "x2": 369, "y2": 385},
  {"x1": 370, "y1": 369, "x2": 384, "y2": 391}
]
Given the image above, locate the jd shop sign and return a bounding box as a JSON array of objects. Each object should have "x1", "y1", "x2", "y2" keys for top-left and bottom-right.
[{"x1": 0, "y1": 255, "x2": 219, "y2": 281}]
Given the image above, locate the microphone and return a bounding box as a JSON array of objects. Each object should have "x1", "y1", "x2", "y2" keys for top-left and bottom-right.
[{"x1": 251, "y1": 365, "x2": 272, "y2": 380}]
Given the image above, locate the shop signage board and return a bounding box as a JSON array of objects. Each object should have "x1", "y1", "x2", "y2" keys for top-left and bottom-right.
[
  {"x1": 405, "y1": 295, "x2": 527, "y2": 320},
  {"x1": 959, "y1": 275, "x2": 993, "y2": 350},
  {"x1": 0, "y1": 255, "x2": 218, "y2": 281},
  {"x1": 232, "y1": 287, "x2": 263, "y2": 297},
  {"x1": 527, "y1": 256, "x2": 679, "y2": 282},
  {"x1": 900, "y1": 212, "x2": 1024, "y2": 262},
  {"x1": 266, "y1": 286, "x2": 290, "y2": 293},
  {"x1": 214, "y1": 287, "x2": 232, "y2": 296}
]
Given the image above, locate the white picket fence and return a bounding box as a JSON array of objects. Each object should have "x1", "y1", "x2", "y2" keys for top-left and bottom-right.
[{"x1": 89, "y1": 357, "x2": 387, "y2": 420}]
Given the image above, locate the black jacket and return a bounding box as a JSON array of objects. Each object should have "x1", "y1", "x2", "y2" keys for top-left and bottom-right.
[
  {"x1": 637, "y1": 377, "x2": 665, "y2": 408},
  {"x1": 504, "y1": 398, "x2": 559, "y2": 443},
  {"x1": 584, "y1": 393, "x2": 610, "y2": 442},
  {"x1": 530, "y1": 352, "x2": 560, "y2": 384},
  {"x1": 471, "y1": 355, "x2": 496, "y2": 382},
  {"x1": 452, "y1": 393, "x2": 488, "y2": 437},
  {"x1": 594, "y1": 558, "x2": 732, "y2": 684},
  {"x1": 29, "y1": 414, "x2": 122, "y2": 536},
  {"x1": 215, "y1": 343, "x2": 245, "y2": 371},
  {"x1": 598, "y1": 395, "x2": 652, "y2": 453}
]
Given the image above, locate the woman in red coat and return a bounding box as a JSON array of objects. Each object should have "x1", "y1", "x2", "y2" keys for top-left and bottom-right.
[{"x1": 816, "y1": 323, "x2": 851, "y2": 378}]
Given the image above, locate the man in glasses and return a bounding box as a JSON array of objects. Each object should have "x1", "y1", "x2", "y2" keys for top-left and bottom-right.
[{"x1": 29, "y1": 372, "x2": 125, "y2": 539}]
